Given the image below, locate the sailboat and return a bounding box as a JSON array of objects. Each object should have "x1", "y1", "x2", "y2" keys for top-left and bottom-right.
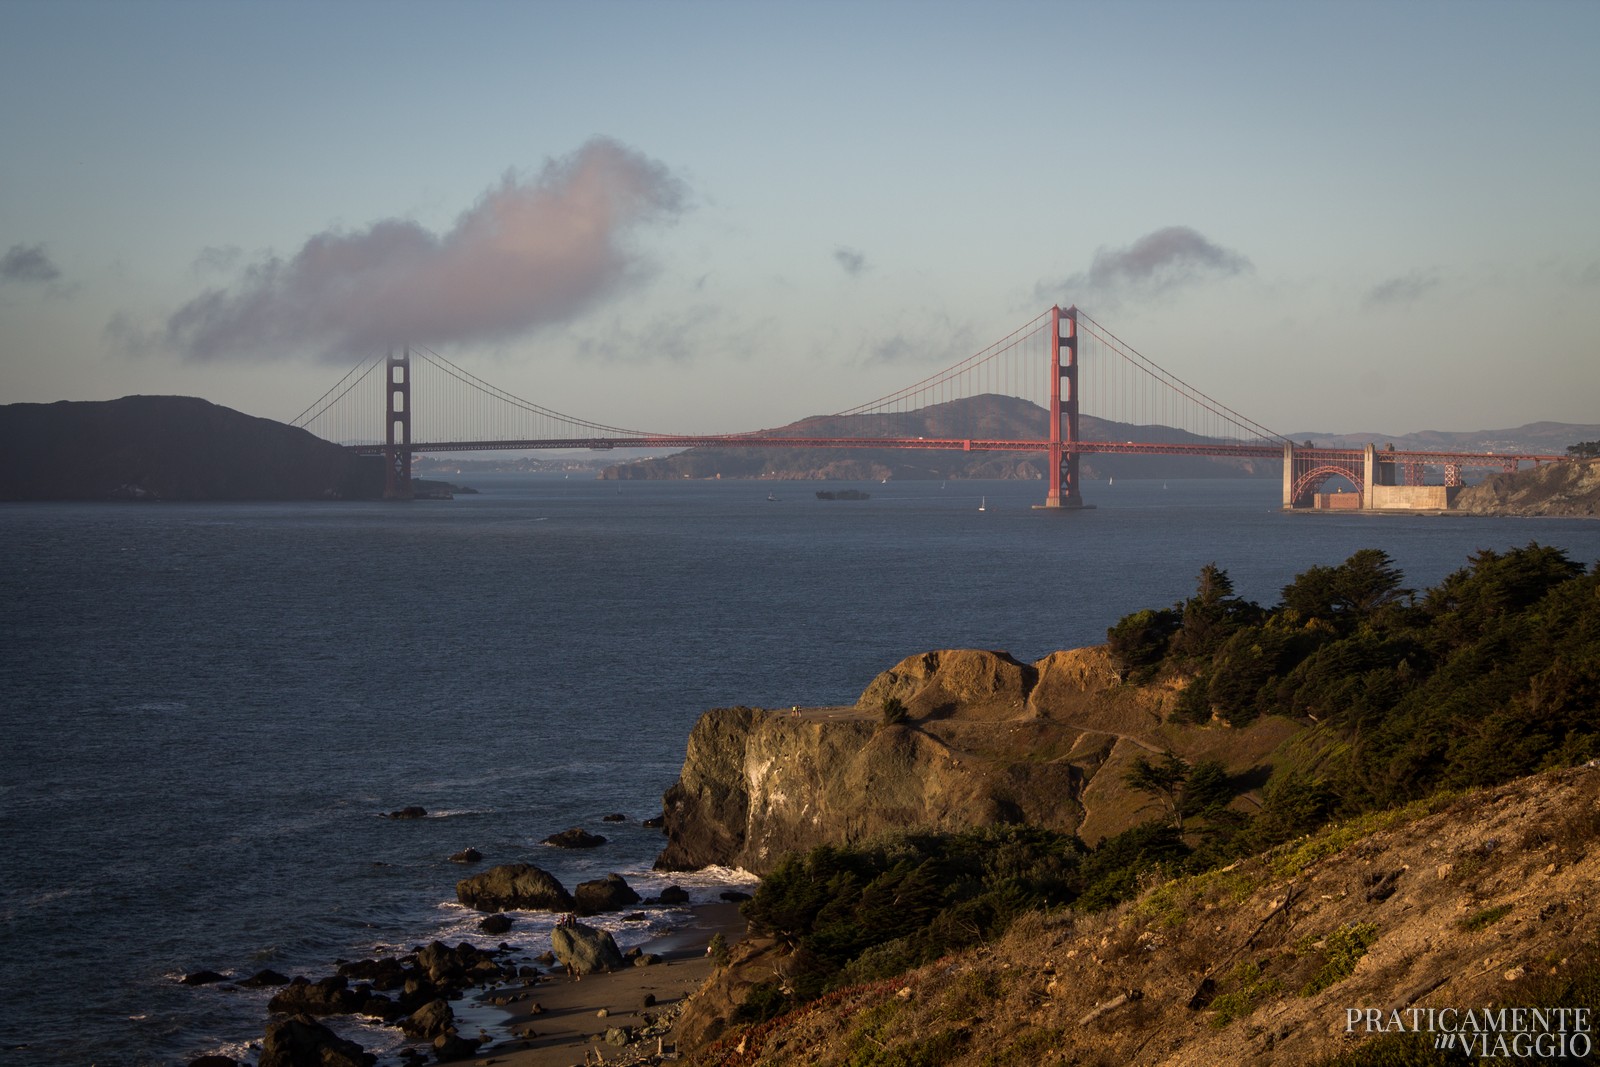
[{"x1": 978, "y1": 496, "x2": 986, "y2": 512}]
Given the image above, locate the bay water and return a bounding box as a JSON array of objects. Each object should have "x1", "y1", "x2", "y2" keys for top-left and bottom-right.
[{"x1": 3, "y1": 475, "x2": 1597, "y2": 1065}]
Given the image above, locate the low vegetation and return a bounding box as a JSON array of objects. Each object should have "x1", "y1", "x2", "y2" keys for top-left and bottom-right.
[{"x1": 718, "y1": 544, "x2": 1600, "y2": 1052}]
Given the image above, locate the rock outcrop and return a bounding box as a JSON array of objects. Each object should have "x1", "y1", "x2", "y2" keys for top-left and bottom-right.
[
  {"x1": 656, "y1": 647, "x2": 1300, "y2": 875},
  {"x1": 455, "y1": 863, "x2": 575, "y2": 912},
  {"x1": 258, "y1": 1014, "x2": 374, "y2": 1067},
  {"x1": 1454, "y1": 456, "x2": 1600, "y2": 516},
  {"x1": 574, "y1": 873, "x2": 641, "y2": 915}
]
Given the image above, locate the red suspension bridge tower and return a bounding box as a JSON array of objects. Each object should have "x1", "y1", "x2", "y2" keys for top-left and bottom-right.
[
  {"x1": 1039, "y1": 305, "x2": 1085, "y2": 509},
  {"x1": 384, "y1": 347, "x2": 412, "y2": 501}
]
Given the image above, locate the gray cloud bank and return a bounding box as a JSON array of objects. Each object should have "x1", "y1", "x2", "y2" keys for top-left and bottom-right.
[
  {"x1": 1040, "y1": 226, "x2": 1251, "y2": 306},
  {"x1": 166, "y1": 138, "x2": 686, "y2": 361},
  {"x1": 833, "y1": 246, "x2": 866, "y2": 276},
  {"x1": 1, "y1": 244, "x2": 62, "y2": 283},
  {"x1": 1364, "y1": 269, "x2": 1439, "y2": 308}
]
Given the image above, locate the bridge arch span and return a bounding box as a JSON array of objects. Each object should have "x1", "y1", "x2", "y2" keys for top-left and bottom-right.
[{"x1": 1291, "y1": 464, "x2": 1363, "y2": 507}]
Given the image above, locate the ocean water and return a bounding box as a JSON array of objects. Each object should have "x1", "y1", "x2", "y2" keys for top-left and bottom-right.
[{"x1": 2, "y1": 475, "x2": 1597, "y2": 1066}]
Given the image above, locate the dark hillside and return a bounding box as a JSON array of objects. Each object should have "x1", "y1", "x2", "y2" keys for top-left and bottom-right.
[{"x1": 0, "y1": 395, "x2": 384, "y2": 501}]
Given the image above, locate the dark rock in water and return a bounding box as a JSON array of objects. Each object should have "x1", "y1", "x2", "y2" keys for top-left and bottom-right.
[
  {"x1": 337, "y1": 958, "x2": 405, "y2": 990},
  {"x1": 478, "y1": 913, "x2": 514, "y2": 935},
  {"x1": 236, "y1": 968, "x2": 291, "y2": 988},
  {"x1": 267, "y1": 975, "x2": 362, "y2": 1016},
  {"x1": 601, "y1": 812, "x2": 627, "y2": 822},
  {"x1": 179, "y1": 969, "x2": 228, "y2": 986},
  {"x1": 656, "y1": 885, "x2": 690, "y2": 905},
  {"x1": 551, "y1": 921, "x2": 626, "y2": 975},
  {"x1": 456, "y1": 863, "x2": 574, "y2": 912},
  {"x1": 574, "y1": 873, "x2": 641, "y2": 915},
  {"x1": 385, "y1": 806, "x2": 427, "y2": 820},
  {"x1": 358, "y1": 993, "x2": 404, "y2": 1022},
  {"x1": 448, "y1": 847, "x2": 482, "y2": 864},
  {"x1": 400, "y1": 998, "x2": 454, "y2": 1039},
  {"x1": 642, "y1": 814, "x2": 666, "y2": 828},
  {"x1": 720, "y1": 890, "x2": 753, "y2": 903},
  {"x1": 542, "y1": 827, "x2": 606, "y2": 848},
  {"x1": 623, "y1": 911, "x2": 649, "y2": 922},
  {"x1": 187, "y1": 1056, "x2": 238, "y2": 1067},
  {"x1": 258, "y1": 1013, "x2": 374, "y2": 1067}
]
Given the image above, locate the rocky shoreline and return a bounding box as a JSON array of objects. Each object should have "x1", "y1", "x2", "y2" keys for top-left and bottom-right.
[{"x1": 175, "y1": 841, "x2": 753, "y2": 1067}]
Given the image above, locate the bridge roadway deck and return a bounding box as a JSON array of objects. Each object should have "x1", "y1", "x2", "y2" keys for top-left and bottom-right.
[{"x1": 348, "y1": 437, "x2": 1566, "y2": 468}]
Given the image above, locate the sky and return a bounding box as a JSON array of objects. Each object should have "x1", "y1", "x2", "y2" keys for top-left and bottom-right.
[{"x1": 2, "y1": 0, "x2": 1597, "y2": 438}]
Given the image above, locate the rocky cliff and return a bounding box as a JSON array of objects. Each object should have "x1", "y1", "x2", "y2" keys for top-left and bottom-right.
[
  {"x1": 1454, "y1": 457, "x2": 1600, "y2": 517},
  {"x1": 655, "y1": 648, "x2": 1302, "y2": 875}
]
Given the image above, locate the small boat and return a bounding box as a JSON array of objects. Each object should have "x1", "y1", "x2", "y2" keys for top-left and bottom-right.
[
  {"x1": 978, "y1": 496, "x2": 986, "y2": 512},
  {"x1": 767, "y1": 492, "x2": 778, "y2": 502}
]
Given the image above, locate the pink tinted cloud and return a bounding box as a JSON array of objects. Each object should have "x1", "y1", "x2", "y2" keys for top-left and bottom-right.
[{"x1": 166, "y1": 138, "x2": 686, "y2": 361}]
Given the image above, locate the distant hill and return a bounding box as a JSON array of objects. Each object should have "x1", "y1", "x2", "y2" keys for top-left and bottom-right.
[
  {"x1": 1285, "y1": 420, "x2": 1597, "y2": 455},
  {"x1": 600, "y1": 394, "x2": 1283, "y2": 482},
  {"x1": 0, "y1": 396, "x2": 385, "y2": 501}
]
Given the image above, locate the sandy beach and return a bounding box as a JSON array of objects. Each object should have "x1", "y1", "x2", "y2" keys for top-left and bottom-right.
[{"x1": 461, "y1": 902, "x2": 747, "y2": 1067}]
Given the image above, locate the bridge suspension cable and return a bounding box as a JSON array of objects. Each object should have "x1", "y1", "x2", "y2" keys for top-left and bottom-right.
[{"x1": 1076, "y1": 310, "x2": 1287, "y2": 445}]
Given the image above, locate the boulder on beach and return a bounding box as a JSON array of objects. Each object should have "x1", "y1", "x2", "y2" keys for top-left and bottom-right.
[
  {"x1": 400, "y1": 997, "x2": 454, "y2": 1039},
  {"x1": 432, "y1": 1032, "x2": 481, "y2": 1062},
  {"x1": 574, "y1": 873, "x2": 642, "y2": 915},
  {"x1": 542, "y1": 827, "x2": 607, "y2": 848},
  {"x1": 455, "y1": 863, "x2": 575, "y2": 912},
  {"x1": 551, "y1": 921, "x2": 627, "y2": 975},
  {"x1": 258, "y1": 1013, "x2": 374, "y2": 1067}
]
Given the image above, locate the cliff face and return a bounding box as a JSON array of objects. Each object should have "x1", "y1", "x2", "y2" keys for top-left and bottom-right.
[
  {"x1": 0, "y1": 395, "x2": 384, "y2": 501},
  {"x1": 655, "y1": 648, "x2": 1301, "y2": 875},
  {"x1": 1454, "y1": 458, "x2": 1600, "y2": 517}
]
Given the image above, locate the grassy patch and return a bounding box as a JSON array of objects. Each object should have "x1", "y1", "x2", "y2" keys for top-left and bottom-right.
[
  {"x1": 1269, "y1": 794, "x2": 1458, "y2": 880},
  {"x1": 1209, "y1": 960, "x2": 1283, "y2": 1029},
  {"x1": 1136, "y1": 862, "x2": 1263, "y2": 928},
  {"x1": 1300, "y1": 922, "x2": 1381, "y2": 996}
]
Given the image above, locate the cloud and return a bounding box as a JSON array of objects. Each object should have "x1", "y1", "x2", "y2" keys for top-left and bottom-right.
[
  {"x1": 833, "y1": 246, "x2": 866, "y2": 276},
  {"x1": 1039, "y1": 226, "x2": 1251, "y2": 307},
  {"x1": 164, "y1": 138, "x2": 687, "y2": 361},
  {"x1": 1364, "y1": 269, "x2": 1440, "y2": 308},
  {"x1": 858, "y1": 315, "x2": 979, "y2": 368},
  {"x1": 1, "y1": 244, "x2": 62, "y2": 284}
]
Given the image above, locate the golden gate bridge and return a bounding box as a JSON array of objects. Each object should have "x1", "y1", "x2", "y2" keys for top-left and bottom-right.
[{"x1": 291, "y1": 306, "x2": 1565, "y2": 508}]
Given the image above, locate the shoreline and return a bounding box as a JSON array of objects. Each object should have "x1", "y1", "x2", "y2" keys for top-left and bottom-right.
[{"x1": 460, "y1": 901, "x2": 747, "y2": 1067}]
